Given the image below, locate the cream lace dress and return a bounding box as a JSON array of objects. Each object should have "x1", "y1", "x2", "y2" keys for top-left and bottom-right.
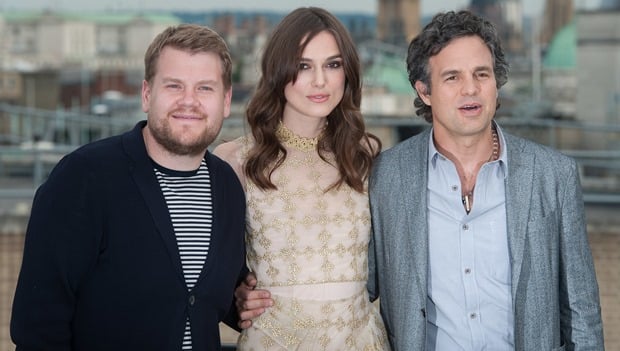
[{"x1": 231, "y1": 125, "x2": 388, "y2": 351}]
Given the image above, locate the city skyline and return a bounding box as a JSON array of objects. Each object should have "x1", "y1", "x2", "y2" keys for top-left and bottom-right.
[{"x1": 1, "y1": 0, "x2": 605, "y2": 17}]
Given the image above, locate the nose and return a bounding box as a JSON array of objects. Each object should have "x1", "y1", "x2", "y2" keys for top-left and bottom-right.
[
  {"x1": 461, "y1": 76, "x2": 480, "y2": 96},
  {"x1": 312, "y1": 68, "x2": 326, "y2": 88},
  {"x1": 178, "y1": 89, "x2": 199, "y2": 107}
]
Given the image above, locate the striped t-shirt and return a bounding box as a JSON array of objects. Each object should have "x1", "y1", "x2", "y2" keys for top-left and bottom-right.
[{"x1": 154, "y1": 159, "x2": 213, "y2": 351}]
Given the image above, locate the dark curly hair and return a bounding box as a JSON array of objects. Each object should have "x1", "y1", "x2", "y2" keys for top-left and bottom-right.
[{"x1": 406, "y1": 10, "x2": 509, "y2": 122}]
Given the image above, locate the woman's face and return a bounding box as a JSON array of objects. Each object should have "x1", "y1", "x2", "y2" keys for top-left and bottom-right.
[{"x1": 283, "y1": 30, "x2": 346, "y2": 123}]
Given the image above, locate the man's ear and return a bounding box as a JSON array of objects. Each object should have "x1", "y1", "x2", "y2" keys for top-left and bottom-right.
[
  {"x1": 141, "y1": 80, "x2": 151, "y2": 113},
  {"x1": 414, "y1": 81, "x2": 431, "y2": 106}
]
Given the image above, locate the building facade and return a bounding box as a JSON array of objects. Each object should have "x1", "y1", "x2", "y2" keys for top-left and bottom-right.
[
  {"x1": 377, "y1": 0, "x2": 421, "y2": 46},
  {"x1": 576, "y1": 9, "x2": 620, "y2": 128},
  {"x1": 0, "y1": 11, "x2": 180, "y2": 109},
  {"x1": 540, "y1": 0, "x2": 574, "y2": 47},
  {"x1": 469, "y1": 0, "x2": 524, "y2": 55}
]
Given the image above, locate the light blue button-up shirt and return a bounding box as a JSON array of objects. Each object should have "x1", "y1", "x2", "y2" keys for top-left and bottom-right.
[{"x1": 425, "y1": 125, "x2": 514, "y2": 350}]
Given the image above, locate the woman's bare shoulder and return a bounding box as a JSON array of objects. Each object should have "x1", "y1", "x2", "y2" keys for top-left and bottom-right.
[
  {"x1": 213, "y1": 138, "x2": 242, "y2": 163},
  {"x1": 213, "y1": 136, "x2": 248, "y2": 186}
]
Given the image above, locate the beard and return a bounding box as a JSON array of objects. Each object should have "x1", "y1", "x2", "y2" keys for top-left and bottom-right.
[{"x1": 148, "y1": 112, "x2": 219, "y2": 157}]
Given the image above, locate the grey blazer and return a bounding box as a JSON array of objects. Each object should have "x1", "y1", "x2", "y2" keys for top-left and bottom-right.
[{"x1": 368, "y1": 127, "x2": 604, "y2": 351}]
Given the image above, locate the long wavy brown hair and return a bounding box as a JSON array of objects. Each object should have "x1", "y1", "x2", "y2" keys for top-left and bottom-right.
[{"x1": 244, "y1": 7, "x2": 381, "y2": 193}]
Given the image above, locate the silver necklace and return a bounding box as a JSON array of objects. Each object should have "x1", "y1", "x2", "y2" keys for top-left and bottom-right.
[{"x1": 462, "y1": 127, "x2": 499, "y2": 214}]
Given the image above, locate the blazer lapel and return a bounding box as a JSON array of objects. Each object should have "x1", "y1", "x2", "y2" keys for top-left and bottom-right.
[
  {"x1": 122, "y1": 124, "x2": 186, "y2": 285},
  {"x1": 401, "y1": 130, "x2": 430, "y2": 301},
  {"x1": 504, "y1": 134, "x2": 535, "y2": 300},
  {"x1": 194, "y1": 153, "x2": 222, "y2": 286}
]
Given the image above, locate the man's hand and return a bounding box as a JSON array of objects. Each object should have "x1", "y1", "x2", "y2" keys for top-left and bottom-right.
[{"x1": 235, "y1": 272, "x2": 273, "y2": 329}]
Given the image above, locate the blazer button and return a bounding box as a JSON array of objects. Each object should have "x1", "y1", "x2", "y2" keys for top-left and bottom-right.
[{"x1": 189, "y1": 295, "x2": 196, "y2": 306}]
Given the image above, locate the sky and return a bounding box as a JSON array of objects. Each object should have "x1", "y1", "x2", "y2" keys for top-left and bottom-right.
[{"x1": 1, "y1": 0, "x2": 603, "y2": 17}]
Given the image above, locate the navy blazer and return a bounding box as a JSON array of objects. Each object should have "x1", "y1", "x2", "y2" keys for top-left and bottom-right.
[
  {"x1": 11, "y1": 121, "x2": 247, "y2": 351},
  {"x1": 368, "y1": 127, "x2": 604, "y2": 351}
]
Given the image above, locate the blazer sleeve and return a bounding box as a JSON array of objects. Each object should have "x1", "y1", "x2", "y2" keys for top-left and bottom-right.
[
  {"x1": 558, "y1": 159, "x2": 604, "y2": 350},
  {"x1": 367, "y1": 156, "x2": 383, "y2": 302},
  {"x1": 207, "y1": 151, "x2": 249, "y2": 333},
  {"x1": 11, "y1": 153, "x2": 103, "y2": 350},
  {"x1": 220, "y1": 265, "x2": 250, "y2": 332},
  {"x1": 367, "y1": 231, "x2": 379, "y2": 302}
]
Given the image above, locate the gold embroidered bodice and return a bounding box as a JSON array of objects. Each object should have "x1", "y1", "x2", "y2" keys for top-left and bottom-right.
[
  {"x1": 230, "y1": 131, "x2": 387, "y2": 350},
  {"x1": 237, "y1": 133, "x2": 370, "y2": 288}
]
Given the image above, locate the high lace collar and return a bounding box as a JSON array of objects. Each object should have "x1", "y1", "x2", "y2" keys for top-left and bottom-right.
[{"x1": 275, "y1": 121, "x2": 320, "y2": 152}]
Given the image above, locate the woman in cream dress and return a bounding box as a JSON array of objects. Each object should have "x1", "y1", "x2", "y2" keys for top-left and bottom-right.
[{"x1": 214, "y1": 7, "x2": 388, "y2": 351}]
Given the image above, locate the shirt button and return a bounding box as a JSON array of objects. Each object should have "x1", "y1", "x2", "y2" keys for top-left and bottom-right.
[
  {"x1": 464, "y1": 268, "x2": 471, "y2": 274},
  {"x1": 189, "y1": 295, "x2": 195, "y2": 306},
  {"x1": 470, "y1": 313, "x2": 477, "y2": 319},
  {"x1": 462, "y1": 224, "x2": 469, "y2": 230},
  {"x1": 451, "y1": 185, "x2": 458, "y2": 191}
]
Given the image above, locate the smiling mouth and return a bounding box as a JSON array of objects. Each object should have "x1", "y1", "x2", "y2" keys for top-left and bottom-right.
[
  {"x1": 171, "y1": 110, "x2": 204, "y2": 119},
  {"x1": 460, "y1": 104, "x2": 481, "y2": 111}
]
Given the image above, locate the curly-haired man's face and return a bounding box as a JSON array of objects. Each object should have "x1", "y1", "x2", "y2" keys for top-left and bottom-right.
[{"x1": 414, "y1": 35, "x2": 497, "y2": 142}]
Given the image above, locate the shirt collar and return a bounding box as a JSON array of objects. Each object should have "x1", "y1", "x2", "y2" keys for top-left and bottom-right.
[{"x1": 428, "y1": 121, "x2": 508, "y2": 177}]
